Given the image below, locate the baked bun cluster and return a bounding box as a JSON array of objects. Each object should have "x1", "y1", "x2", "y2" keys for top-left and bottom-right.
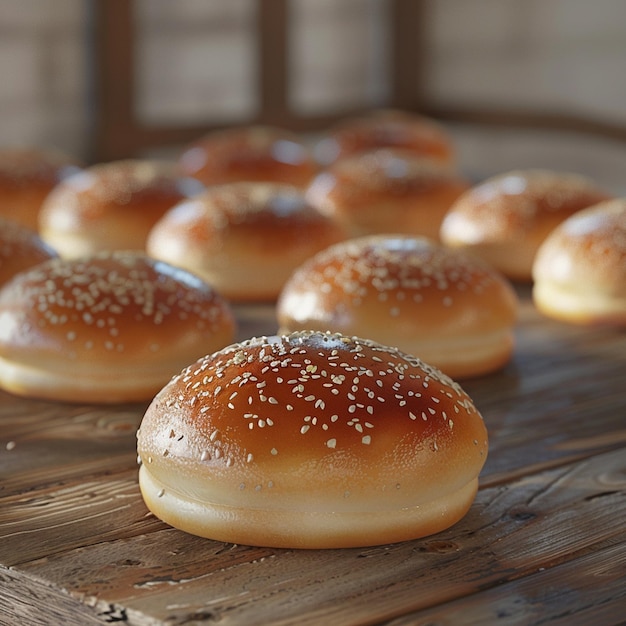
[
  {"x1": 306, "y1": 149, "x2": 469, "y2": 240},
  {"x1": 532, "y1": 198, "x2": 626, "y2": 326},
  {"x1": 38, "y1": 159, "x2": 202, "y2": 259},
  {"x1": 146, "y1": 182, "x2": 347, "y2": 302},
  {"x1": 440, "y1": 169, "x2": 612, "y2": 281},
  {"x1": 0, "y1": 147, "x2": 81, "y2": 230},
  {"x1": 137, "y1": 330, "x2": 488, "y2": 548},
  {"x1": 178, "y1": 125, "x2": 318, "y2": 188},
  {"x1": 277, "y1": 235, "x2": 518, "y2": 379},
  {"x1": 315, "y1": 109, "x2": 456, "y2": 167},
  {"x1": 0, "y1": 251, "x2": 236, "y2": 403},
  {"x1": 0, "y1": 218, "x2": 58, "y2": 286}
]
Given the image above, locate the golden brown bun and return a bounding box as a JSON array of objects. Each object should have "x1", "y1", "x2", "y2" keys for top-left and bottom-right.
[
  {"x1": 277, "y1": 235, "x2": 519, "y2": 379},
  {"x1": 178, "y1": 125, "x2": 318, "y2": 188},
  {"x1": 0, "y1": 251, "x2": 236, "y2": 403},
  {"x1": 440, "y1": 169, "x2": 613, "y2": 281},
  {"x1": 315, "y1": 109, "x2": 456, "y2": 166},
  {"x1": 38, "y1": 160, "x2": 202, "y2": 258},
  {"x1": 146, "y1": 182, "x2": 348, "y2": 302},
  {"x1": 532, "y1": 199, "x2": 626, "y2": 326},
  {"x1": 0, "y1": 147, "x2": 81, "y2": 230},
  {"x1": 137, "y1": 330, "x2": 488, "y2": 549},
  {"x1": 306, "y1": 149, "x2": 469, "y2": 240},
  {"x1": 0, "y1": 218, "x2": 59, "y2": 286}
]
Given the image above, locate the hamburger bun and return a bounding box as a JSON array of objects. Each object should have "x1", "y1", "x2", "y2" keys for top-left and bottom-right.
[{"x1": 137, "y1": 330, "x2": 488, "y2": 548}]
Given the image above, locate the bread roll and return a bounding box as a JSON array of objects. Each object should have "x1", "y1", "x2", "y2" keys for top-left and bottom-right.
[
  {"x1": 0, "y1": 147, "x2": 80, "y2": 230},
  {"x1": 315, "y1": 109, "x2": 456, "y2": 167},
  {"x1": 440, "y1": 169, "x2": 612, "y2": 281},
  {"x1": 0, "y1": 218, "x2": 58, "y2": 286},
  {"x1": 277, "y1": 235, "x2": 519, "y2": 379},
  {"x1": 137, "y1": 330, "x2": 488, "y2": 548},
  {"x1": 38, "y1": 160, "x2": 202, "y2": 258},
  {"x1": 532, "y1": 198, "x2": 626, "y2": 326},
  {"x1": 146, "y1": 182, "x2": 347, "y2": 302},
  {"x1": 306, "y1": 149, "x2": 469, "y2": 240},
  {"x1": 0, "y1": 251, "x2": 236, "y2": 403},
  {"x1": 178, "y1": 125, "x2": 318, "y2": 188}
]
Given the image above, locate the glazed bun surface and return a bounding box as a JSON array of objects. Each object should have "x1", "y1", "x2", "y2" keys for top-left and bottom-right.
[
  {"x1": 137, "y1": 331, "x2": 488, "y2": 549},
  {"x1": 0, "y1": 251, "x2": 236, "y2": 403},
  {"x1": 315, "y1": 109, "x2": 456, "y2": 167},
  {"x1": 146, "y1": 182, "x2": 347, "y2": 302},
  {"x1": 178, "y1": 125, "x2": 318, "y2": 188},
  {"x1": 277, "y1": 235, "x2": 518, "y2": 379},
  {"x1": 0, "y1": 218, "x2": 58, "y2": 286},
  {"x1": 440, "y1": 169, "x2": 612, "y2": 281},
  {"x1": 306, "y1": 149, "x2": 469, "y2": 240},
  {"x1": 38, "y1": 160, "x2": 202, "y2": 258},
  {"x1": 532, "y1": 199, "x2": 626, "y2": 326},
  {"x1": 0, "y1": 147, "x2": 80, "y2": 229}
]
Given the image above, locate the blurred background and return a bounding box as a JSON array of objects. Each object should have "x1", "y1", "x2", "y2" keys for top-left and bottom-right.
[{"x1": 1, "y1": 0, "x2": 625, "y2": 191}]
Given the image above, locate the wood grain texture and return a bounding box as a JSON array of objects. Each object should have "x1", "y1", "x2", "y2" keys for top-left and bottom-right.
[{"x1": 0, "y1": 292, "x2": 625, "y2": 625}]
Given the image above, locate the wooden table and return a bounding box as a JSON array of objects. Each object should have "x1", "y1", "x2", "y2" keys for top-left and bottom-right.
[{"x1": 1, "y1": 287, "x2": 625, "y2": 625}]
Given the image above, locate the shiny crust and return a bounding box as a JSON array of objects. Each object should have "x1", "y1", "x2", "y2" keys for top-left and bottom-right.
[
  {"x1": 146, "y1": 182, "x2": 348, "y2": 302},
  {"x1": 532, "y1": 199, "x2": 626, "y2": 326},
  {"x1": 178, "y1": 125, "x2": 318, "y2": 188},
  {"x1": 137, "y1": 331, "x2": 488, "y2": 548},
  {"x1": 38, "y1": 160, "x2": 202, "y2": 258},
  {"x1": 315, "y1": 110, "x2": 455, "y2": 166},
  {"x1": 306, "y1": 149, "x2": 469, "y2": 240},
  {"x1": 0, "y1": 251, "x2": 236, "y2": 403},
  {"x1": 277, "y1": 235, "x2": 518, "y2": 379},
  {"x1": 0, "y1": 147, "x2": 81, "y2": 229},
  {"x1": 440, "y1": 169, "x2": 612, "y2": 281},
  {"x1": 0, "y1": 218, "x2": 58, "y2": 286}
]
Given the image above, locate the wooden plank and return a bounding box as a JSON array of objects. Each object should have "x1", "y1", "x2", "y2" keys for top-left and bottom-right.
[
  {"x1": 0, "y1": 567, "x2": 107, "y2": 626},
  {"x1": 379, "y1": 541, "x2": 626, "y2": 626},
  {"x1": 10, "y1": 448, "x2": 625, "y2": 625}
]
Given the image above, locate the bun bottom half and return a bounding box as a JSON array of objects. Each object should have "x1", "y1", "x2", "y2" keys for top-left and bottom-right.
[
  {"x1": 138, "y1": 464, "x2": 478, "y2": 549},
  {"x1": 532, "y1": 282, "x2": 626, "y2": 326},
  {"x1": 0, "y1": 357, "x2": 191, "y2": 404}
]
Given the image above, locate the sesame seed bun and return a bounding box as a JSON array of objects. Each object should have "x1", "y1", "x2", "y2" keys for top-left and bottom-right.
[
  {"x1": 306, "y1": 149, "x2": 469, "y2": 240},
  {"x1": 137, "y1": 331, "x2": 488, "y2": 549},
  {"x1": 0, "y1": 251, "x2": 236, "y2": 403},
  {"x1": 146, "y1": 182, "x2": 348, "y2": 302},
  {"x1": 314, "y1": 109, "x2": 456, "y2": 167},
  {"x1": 178, "y1": 125, "x2": 318, "y2": 188},
  {"x1": 277, "y1": 235, "x2": 519, "y2": 379},
  {"x1": 0, "y1": 218, "x2": 58, "y2": 286},
  {"x1": 0, "y1": 147, "x2": 81, "y2": 230},
  {"x1": 532, "y1": 199, "x2": 626, "y2": 326},
  {"x1": 38, "y1": 160, "x2": 203, "y2": 259},
  {"x1": 440, "y1": 169, "x2": 613, "y2": 281}
]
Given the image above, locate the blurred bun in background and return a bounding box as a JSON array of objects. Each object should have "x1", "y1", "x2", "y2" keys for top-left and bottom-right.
[{"x1": 38, "y1": 159, "x2": 203, "y2": 258}]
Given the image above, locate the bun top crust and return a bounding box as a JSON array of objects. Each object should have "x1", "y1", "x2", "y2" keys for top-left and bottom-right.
[
  {"x1": 278, "y1": 235, "x2": 518, "y2": 342},
  {"x1": 441, "y1": 169, "x2": 611, "y2": 244},
  {"x1": 306, "y1": 149, "x2": 469, "y2": 239},
  {"x1": 178, "y1": 126, "x2": 318, "y2": 188},
  {"x1": 439, "y1": 169, "x2": 612, "y2": 281},
  {"x1": 137, "y1": 331, "x2": 488, "y2": 512},
  {"x1": 0, "y1": 147, "x2": 79, "y2": 189},
  {"x1": 146, "y1": 182, "x2": 348, "y2": 302},
  {"x1": 0, "y1": 251, "x2": 236, "y2": 402},
  {"x1": 315, "y1": 110, "x2": 455, "y2": 166},
  {"x1": 0, "y1": 218, "x2": 58, "y2": 286},
  {"x1": 0, "y1": 147, "x2": 81, "y2": 229},
  {"x1": 38, "y1": 160, "x2": 202, "y2": 256}
]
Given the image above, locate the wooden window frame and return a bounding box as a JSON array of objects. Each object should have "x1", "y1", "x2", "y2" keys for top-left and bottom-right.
[
  {"x1": 90, "y1": 0, "x2": 425, "y2": 162},
  {"x1": 91, "y1": 0, "x2": 626, "y2": 163}
]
